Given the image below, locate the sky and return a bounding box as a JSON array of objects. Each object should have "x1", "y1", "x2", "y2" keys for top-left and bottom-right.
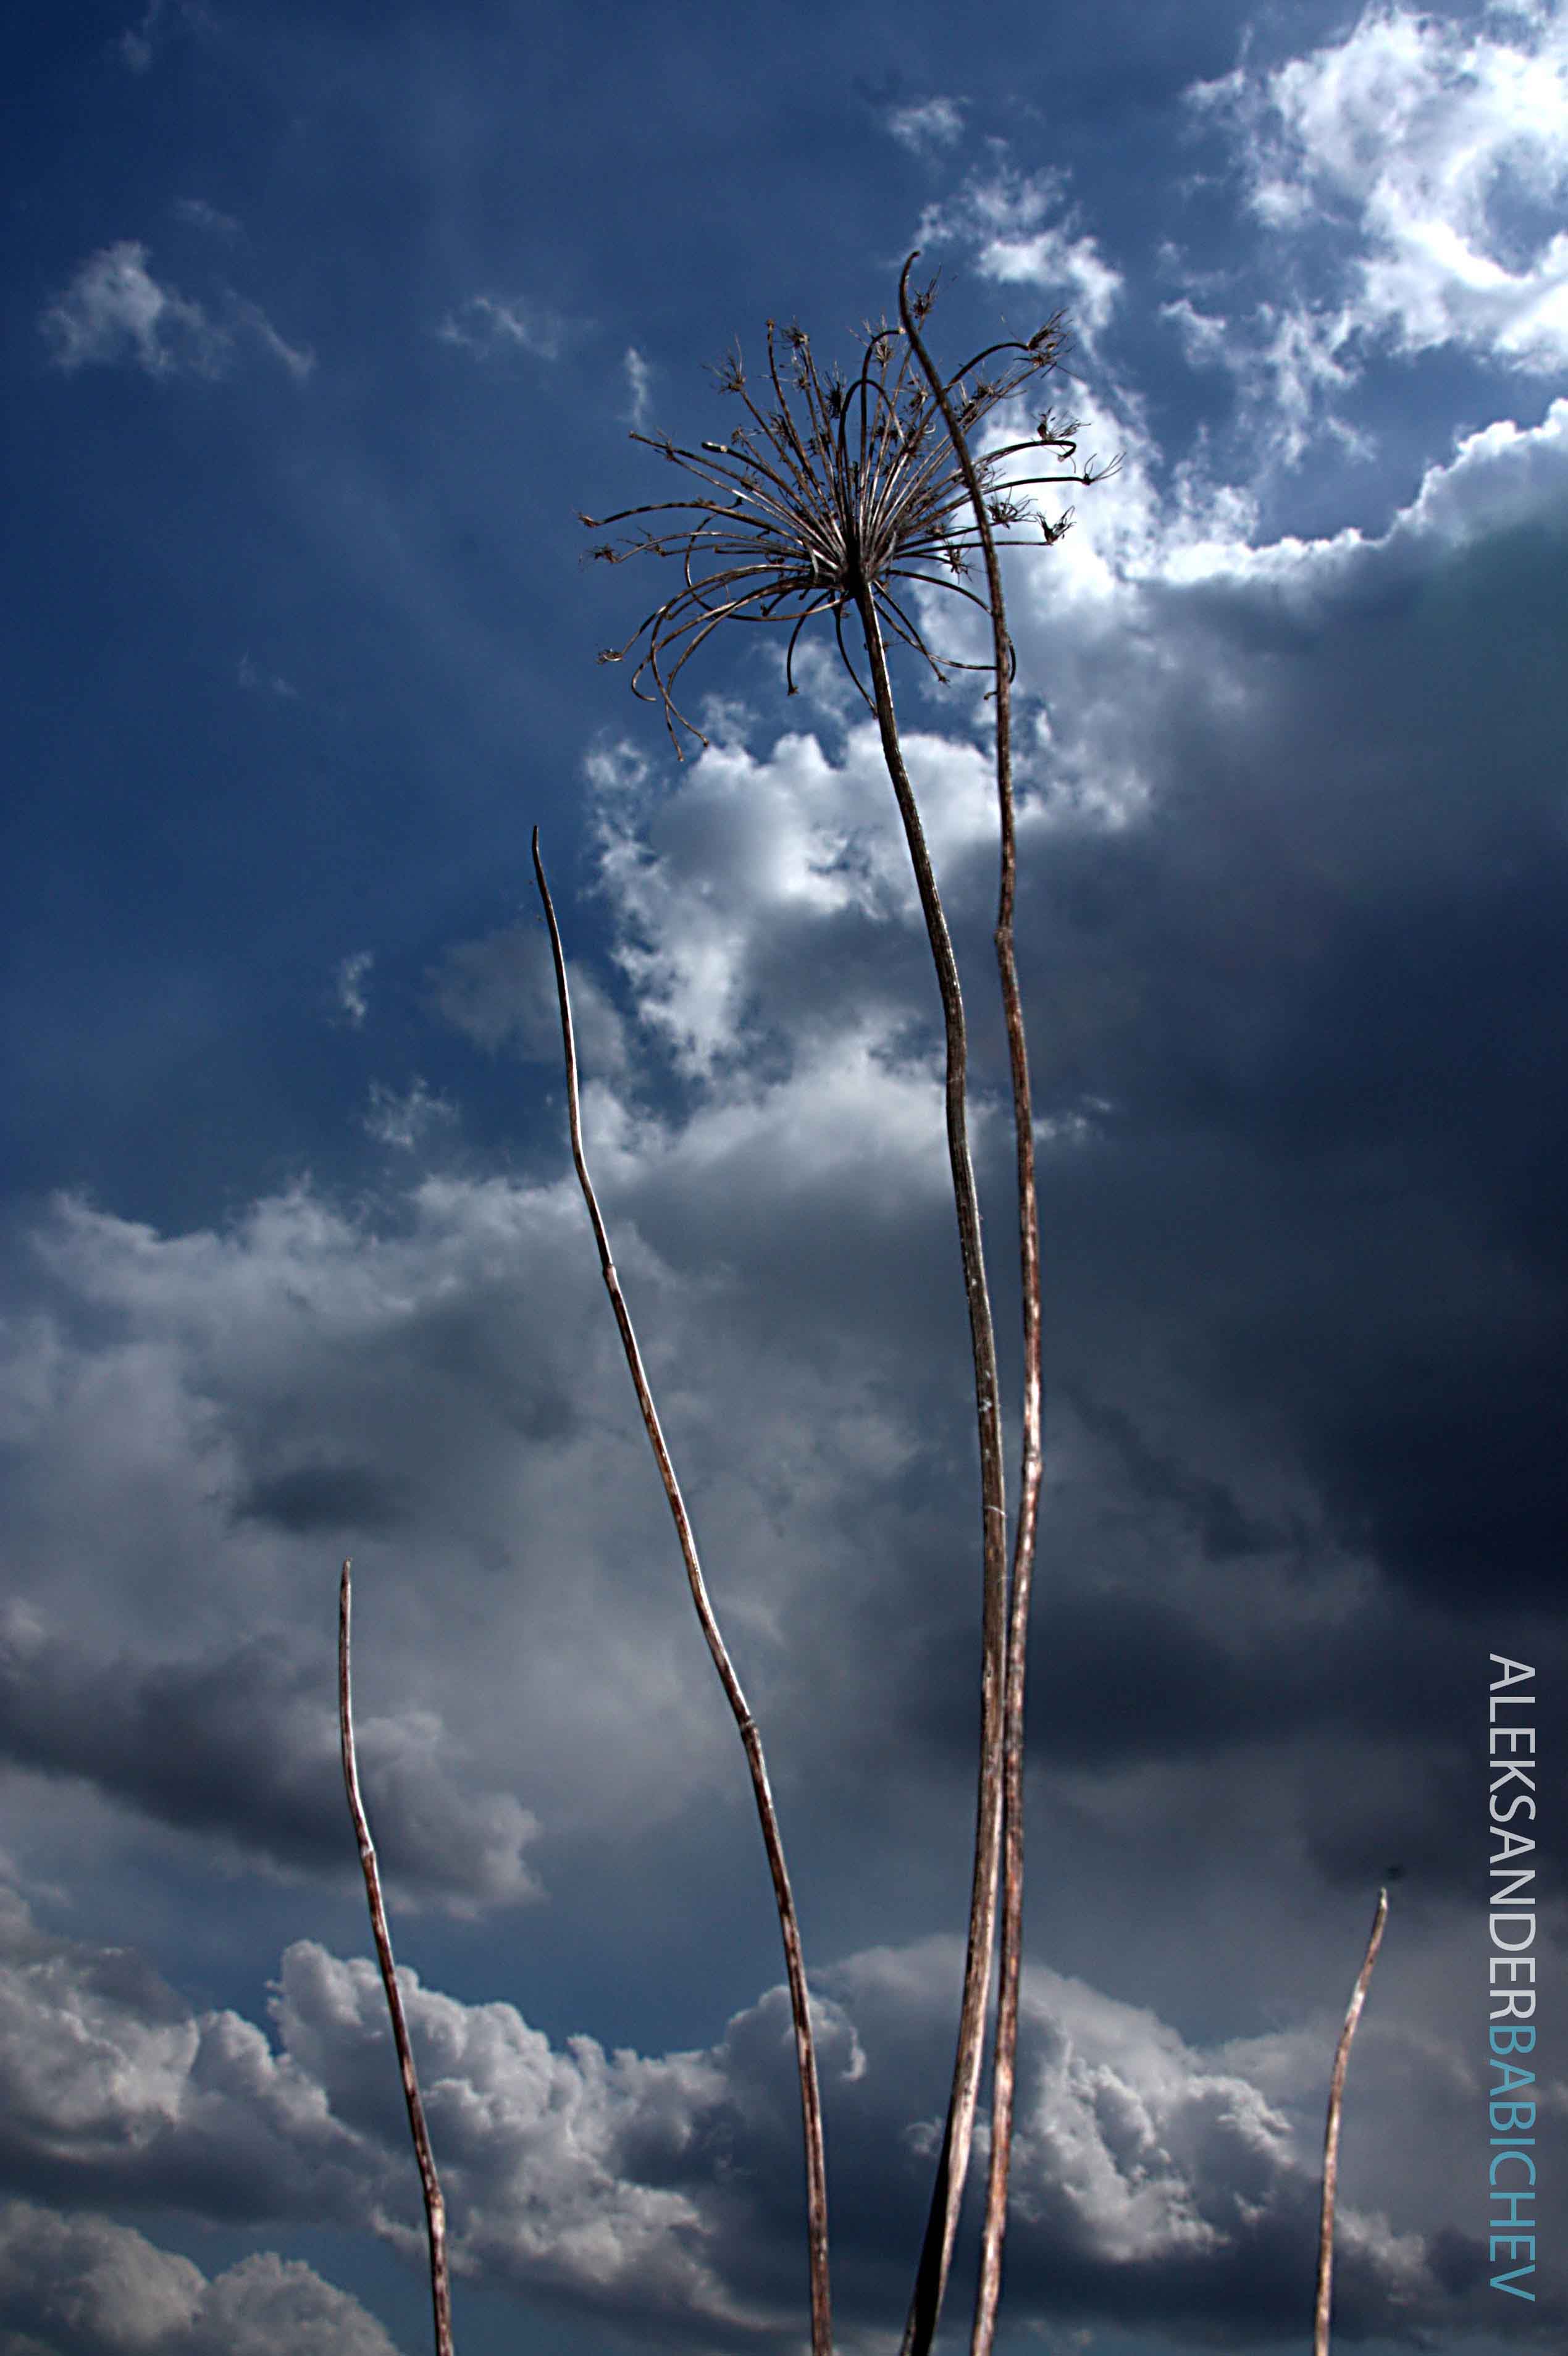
[{"x1": 1, "y1": 1, "x2": 1565, "y2": 2353}]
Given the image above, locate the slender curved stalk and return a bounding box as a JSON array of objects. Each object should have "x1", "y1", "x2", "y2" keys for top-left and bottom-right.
[
  {"x1": 850, "y1": 580, "x2": 1010, "y2": 2356},
  {"x1": 530, "y1": 829, "x2": 833, "y2": 2356},
  {"x1": 339, "y1": 1557, "x2": 455, "y2": 2356},
  {"x1": 899, "y1": 251, "x2": 1047, "y2": 2356},
  {"x1": 1314, "y1": 1887, "x2": 1390, "y2": 2356}
]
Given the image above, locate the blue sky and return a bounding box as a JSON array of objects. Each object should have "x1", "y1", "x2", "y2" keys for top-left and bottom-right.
[{"x1": 2, "y1": 2, "x2": 1566, "y2": 2352}]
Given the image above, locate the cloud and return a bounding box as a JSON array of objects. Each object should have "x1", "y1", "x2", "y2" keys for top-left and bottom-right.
[
  {"x1": 38, "y1": 245, "x2": 311, "y2": 384},
  {"x1": 0, "y1": 1605, "x2": 542, "y2": 1919},
  {"x1": 624, "y1": 344, "x2": 653, "y2": 428},
  {"x1": 115, "y1": 1, "x2": 174, "y2": 75},
  {"x1": 172, "y1": 198, "x2": 241, "y2": 240},
  {"x1": 0, "y1": 2200, "x2": 400, "y2": 2355},
  {"x1": 40, "y1": 245, "x2": 229, "y2": 381},
  {"x1": 332, "y1": 950, "x2": 374, "y2": 1029},
  {"x1": 362, "y1": 1077, "x2": 459, "y2": 1153},
  {"x1": 0, "y1": 1886, "x2": 1516, "y2": 2350},
  {"x1": 915, "y1": 163, "x2": 1123, "y2": 342},
  {"x1": 6, "y1": 394, "x2": 1568, "y2": 1927},
  {"x1": 1160, "y1": 292, "x2": 1367, "y2": 471},
  {"x1": 0, "y1": 1171, "x2": 818, "y2": 1854},
  {"x1": 228, "y1": 298, "x2": 315, "y2": 383},
  {"x1": 236, "y1": 654, "x2": 298, "y2": 700},
  {"x1": 436, "y1": 295, "x2": 568, "y2": 361},
  {"x1": 426, "y1": 913, "x2": 631, "y2": 1078},
  {"x1": 1, "y1": 385, "x2": 1566, "y2": 2356},
  {"x1": 885, "y1": 97, "x2": 966, "y2": 154},
  {"x1": 580, "y1": 726, "x2": 987, "y2": 1080},
  {"x1": 2, "y1": 374, "x2": 1567, "y2": 2334},
  {"x1": 1180, "y1": 0, "x2": 1568, "y2": 447},
  {"x1": 989, "y1": 392, "x2": 1568, "y2": 1633}
]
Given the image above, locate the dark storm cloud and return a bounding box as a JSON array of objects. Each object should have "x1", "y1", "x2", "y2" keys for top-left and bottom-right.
[
  {"x1": 232, "y1": 1454, "x2": 408, "y2": 1535},
  {"x1": 996, "y1": 422, "x2": 1568, "y2": 1629},
  {"x1": 0, "y1": 1615, "x2": 540, "y2": 1916},
  {"x1": 1066, "y1": 1387, "x2": 1281, "y2": 1560}
]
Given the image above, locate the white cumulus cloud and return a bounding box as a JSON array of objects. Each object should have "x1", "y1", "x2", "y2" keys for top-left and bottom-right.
[
  {"x1": 1184, "y1": 0, "x2": 1568, "y2": 414},
  {"x1": 0, "y1": 1885, "x2": 1483, "y2": 2350}
]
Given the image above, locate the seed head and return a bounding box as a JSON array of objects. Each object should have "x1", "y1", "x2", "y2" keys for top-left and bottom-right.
[{"x1": 581, "y1": 266, "x2": 1112, "y2": 755}]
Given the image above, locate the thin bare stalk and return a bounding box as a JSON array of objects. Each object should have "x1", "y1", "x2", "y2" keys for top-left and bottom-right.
[
  {"x1": 1314, "y1": 1886, "x2": 1390, "y2": 2356},
  {"x1": 338, "y1": 1557, "x2": 455, "y2": 2356},
  {"x1": 899, "y1": 251, "x2": 1047, "y2": 2356},
  {"x1": 530, "y1": 829, "x2": 833, "y2": 2356},
  {"x1": 851, "y1": 582, "x2": 1010, "y2": 2356}
]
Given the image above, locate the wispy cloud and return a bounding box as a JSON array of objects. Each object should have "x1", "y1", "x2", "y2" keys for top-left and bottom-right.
[
  {"x1": 363, "y1": 1076, "x2": 459, "y2": 1152},
  {"x1": 1161, "y1": 291, "x2": 1368, "y2": 469},
  {"x1": 436, "y1": 293, "x2": 568, "y2": 361},
  {"x1": 623, "y1": 342, "x2": 653, "y2": 427},
  {"x1": 230, "y1": 294, "x2": 316, "y2": 381},
  {"x1": 426, "y1": 910, "x2": 630, "y2": 1076},
  {"x1": 39, "y1": 242, "x2": 312, "y2": 383},
  {"x1": 332, "y1": 949, "x2": 374, "y2": 1029},
  {"x1": 886, "y1": 95, "x2": 966, "y2": 153},
  {"x1": 115, "y1": 0, "x2": 172, "y2": 74},
  {"x1": 40, "y1": 241, "x2": 227, "y2": 379},
  {"x1": 915, "y1": 162, "x2": 1123, "y2": 341},
  {"x1": 172, "y1": 195, "x2": 241, "y2": 240},
  {"x1": 237, "y1": 652, "x2": 299, "y2": 699}
]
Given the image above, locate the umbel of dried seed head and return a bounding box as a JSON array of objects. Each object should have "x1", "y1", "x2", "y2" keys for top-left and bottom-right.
[{"x1": 580, "y1": 269, "x2": 1113, "y2": 752}]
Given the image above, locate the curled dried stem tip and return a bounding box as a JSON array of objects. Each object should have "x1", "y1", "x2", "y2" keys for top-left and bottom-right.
[{"x1": 339, "y1": 1558, "x2": 456, "y2": 2356}]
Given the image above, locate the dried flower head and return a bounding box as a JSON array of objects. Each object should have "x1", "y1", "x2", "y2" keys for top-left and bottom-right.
[{"x1": 581, "y1": 272, "x2": 1112, "y2": 755}]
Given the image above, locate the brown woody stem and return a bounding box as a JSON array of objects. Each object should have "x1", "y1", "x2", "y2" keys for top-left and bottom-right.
[
  {"x1": 339, "y1": 1557, "x2": 456, "y2": 2356},
  {"x1": 1314, "y1": 1886, "x2": 1390, "y2": 2356},
  {"x1": 900, "y1": 248, "x2": 1048, "y2": 2356},
  {"x1": 852, "y1": 580, "x2": 1010, "y2": 2356},
  {"x1": 531, "y1": 830, "x2": 833, "y2": 2356}
]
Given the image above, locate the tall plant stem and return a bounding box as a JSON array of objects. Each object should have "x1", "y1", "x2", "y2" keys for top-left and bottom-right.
[
  {"x1": 851, "y1": 582, "x2": 1010, "y2": 2356},
  {"x1": 531, "y1": 829, "x2": 833, "y2": 2356},
  {"x1": 338, "y1": 1557, "x2": 456, "y2": 2356},
  {"x1": 900, "y1": 250, "x2": 1047, "y2": 2356},
  {"x1": 1314, "y1": 1887, "x2": 1390, "y2": 2356}
]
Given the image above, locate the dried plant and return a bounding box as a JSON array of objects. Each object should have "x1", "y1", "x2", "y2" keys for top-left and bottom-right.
[
  {"x1": 576, "y1": 253, "x2": 1110, "y2": 2356},
  {"x1": 582, "y1": 261, "x2": 1113, "y2": 754}
]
